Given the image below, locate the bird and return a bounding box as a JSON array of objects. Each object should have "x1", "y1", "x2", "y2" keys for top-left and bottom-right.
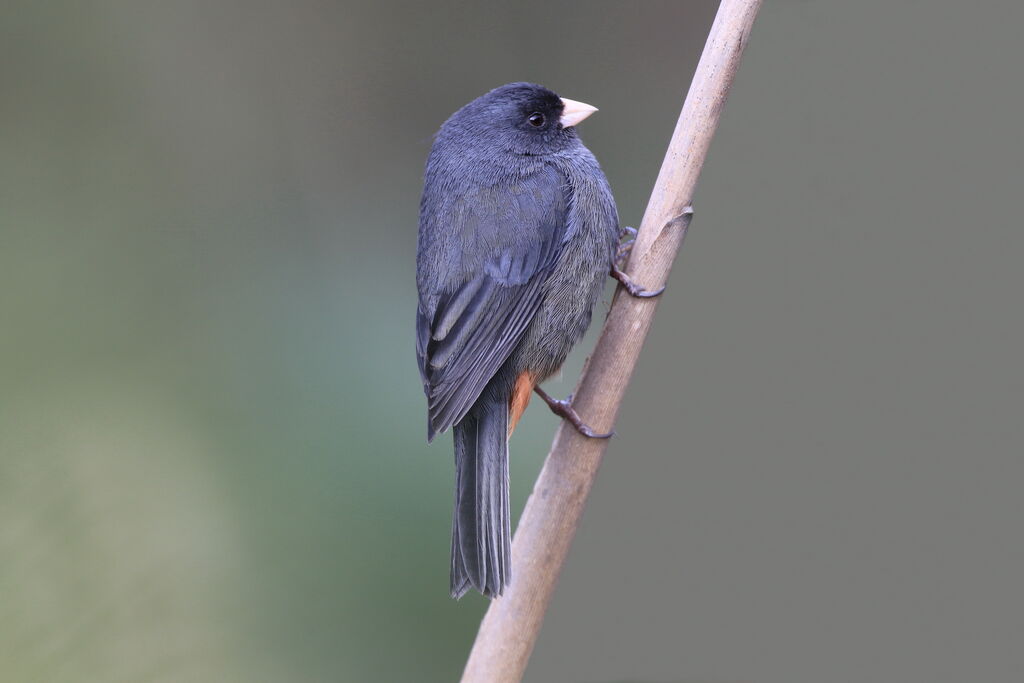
[{"x1": 415, "y1": 82, "x2": 661, "y2": 599}]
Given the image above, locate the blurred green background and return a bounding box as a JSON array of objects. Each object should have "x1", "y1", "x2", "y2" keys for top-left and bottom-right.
[{"x1": 2, "y1": 1, "x2": 1022, "y2": 682}]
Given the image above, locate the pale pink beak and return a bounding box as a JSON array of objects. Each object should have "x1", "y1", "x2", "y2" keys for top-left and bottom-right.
[{"x1": 559, "y1": 97, "x2": 598, "y2": 128}]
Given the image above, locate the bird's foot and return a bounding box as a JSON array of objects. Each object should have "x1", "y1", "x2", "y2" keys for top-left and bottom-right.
[
  {"x1": 533, "y1": 385, "x2": 614, "y2": 439},
  {"x1": 610, "y1": 263, "x2": 665, "y2": 298},
  {"x1": 616, "y1": 226, "x2": 637, "y2": 268}
]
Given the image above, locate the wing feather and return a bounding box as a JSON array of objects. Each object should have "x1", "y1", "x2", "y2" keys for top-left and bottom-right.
[{"x1": 417, "y1": 165, "x2": 569, "y2": 439}]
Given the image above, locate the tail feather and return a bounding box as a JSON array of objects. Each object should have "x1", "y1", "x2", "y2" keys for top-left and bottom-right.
[{"x1": 450, "y1": 398, "x2": 511, "y2": 599}]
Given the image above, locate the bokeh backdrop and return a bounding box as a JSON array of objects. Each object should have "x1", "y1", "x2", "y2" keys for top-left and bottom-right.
[{"x1": 2, "y1": 1, "x2": 1022, "y2": 681}]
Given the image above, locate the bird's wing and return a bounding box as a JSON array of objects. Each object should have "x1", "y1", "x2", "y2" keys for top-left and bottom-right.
[{"x1": 417, "y1": 165, "x2": 570, "y2": 439}]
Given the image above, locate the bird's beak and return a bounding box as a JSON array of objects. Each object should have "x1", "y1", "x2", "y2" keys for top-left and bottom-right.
[{"x1": 559, "y1": 97, "x2": 598, "y2": 128}]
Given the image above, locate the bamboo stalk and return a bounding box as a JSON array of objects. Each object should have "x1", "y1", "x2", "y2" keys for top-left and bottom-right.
[{"x1": 460, "y1": 2, "x2": 764, "y2": 680}]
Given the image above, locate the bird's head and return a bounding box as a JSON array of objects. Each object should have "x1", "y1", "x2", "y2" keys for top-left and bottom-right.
[{"x1": 442, "y1": 82, "x2": 598, "y2": 157}]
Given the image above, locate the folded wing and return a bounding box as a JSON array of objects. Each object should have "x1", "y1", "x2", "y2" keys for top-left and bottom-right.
[{"x1": 417, "y1": 165, "x2": 570, "y2": 439}]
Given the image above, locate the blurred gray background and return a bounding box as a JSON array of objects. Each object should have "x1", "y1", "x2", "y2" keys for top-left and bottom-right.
[{"x1": 2, "y1": 1, "x2": 1021, "y2": 681}]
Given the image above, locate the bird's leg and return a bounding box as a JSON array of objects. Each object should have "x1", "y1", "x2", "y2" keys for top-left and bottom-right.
[
  {"x1": 616, "y1": 225, "x2": 637, "y2": 268},
  {"x1": 533, "y1": 385, "x2": 614, "y2": 439},
  {"x1": 610, "y1": 263, "x2": 665, "y2": 298},
  {"x1": 613, "y1": 226, "x2": 665, "y2": 298}
]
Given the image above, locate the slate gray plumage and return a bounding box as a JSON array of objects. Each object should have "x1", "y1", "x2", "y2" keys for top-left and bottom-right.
[{"x1": 416, "y1": 83, "x2": 618, "y2": 598}]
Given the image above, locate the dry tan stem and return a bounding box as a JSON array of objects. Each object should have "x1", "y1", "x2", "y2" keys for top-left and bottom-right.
[{"x1": 460, "y1": 2, "x2": 764, "y2": 680}]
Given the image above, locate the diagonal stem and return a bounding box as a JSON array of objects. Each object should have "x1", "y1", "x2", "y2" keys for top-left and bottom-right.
[{"x1": 460, "y1": 2, "x2": 764, "y2": 681}]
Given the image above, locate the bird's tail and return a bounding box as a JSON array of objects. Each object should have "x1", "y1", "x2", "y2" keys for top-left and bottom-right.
[{"x1": 450, "y1": 396, "x2": 511, "y2": 599}]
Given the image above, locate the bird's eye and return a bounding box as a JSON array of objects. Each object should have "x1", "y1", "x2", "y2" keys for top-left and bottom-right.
[{"x1": 527, "y1": 112, "x2": 545, "y2": 127}]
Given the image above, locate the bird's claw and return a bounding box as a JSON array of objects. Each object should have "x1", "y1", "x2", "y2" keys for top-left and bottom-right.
[
  {"x1": 533, "y1": 386, "x2": 614, "y2": 439},
  {"x1": 610, "y1": 263, "x2": 665, "y2": 298}
]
